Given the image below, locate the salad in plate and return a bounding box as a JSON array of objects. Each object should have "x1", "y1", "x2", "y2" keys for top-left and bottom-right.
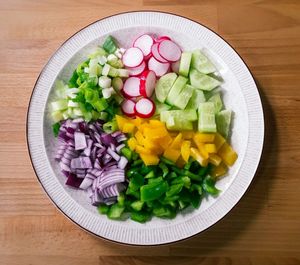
[{"x1": 50, "y1": 34, "x2": 238, "y2": 223}]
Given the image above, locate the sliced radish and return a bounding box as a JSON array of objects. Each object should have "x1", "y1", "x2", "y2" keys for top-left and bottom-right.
[
  {"x1": 171, "y1": 60, "x2": 180, "y2": 74},
  {"x1": 122, "y1": 47, "x2": 144, "y2": 68},
  {"x1": 151, "y1": 43, "x2": 168, "y2": 63},
  {"x1": 144, "y1": 53, "x2": 152, "y2": 61},
  {"x1": 135, "y1": 98, "x2": 155, "y2": 118},
  {"x1": 121, "y1": 99, "x2": 136, "y2": 117},
  {"x1": 158, "y1": 40, "x2": 181, "y2": 62},
  {"x1": 139, "y1": 70, "x2": 156, "y2": 98},
  {"x1": 148, "y1": 56, "x2": 170, "y2": 77},
  {"x1": 123, "y1": 77, "x2": 141, "y2": 98},
  {"x1": 127, "y1": 61, "x2": 146, "y2": 76},
  {"x1": 133, "y1": 34, "x2": 154, "y2": 57},
  {"x1": 155, "y1": 36, "x2": 171, "y2": 43}
]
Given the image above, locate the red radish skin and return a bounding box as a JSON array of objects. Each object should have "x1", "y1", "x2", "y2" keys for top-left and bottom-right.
[
  {"x1": 155, "y1": 36, "x2": 171, "y2": 43},
  {"x1": 151, "y1": 43, "x2": 169, "y2": 63},
  {"x1": 122, "y1": 47, "x2": 144, "y2": 68},
  {"x1": 148, "y1": 56, "x2": 170, "y2": 77},
  {"x1": 171, "y1": 60, "x2": 180, "y2": 74},
  {"x1": 121, "y1": 99, "x2": 136, "y2": 117},
  {"x1": 133, "y1": 34, "x2": 154, "y2": 57},
  {"x1": 158, "y1": 40, "x2": 182, "y2": 62},
  {"x1": 122, "y1": 77, "x2": 141, "y2": 98},
  {"x1": 127, "y1": 61, "x2": 146, "y2": 76},
  {"x1": 139, "y1": 70, "x2": 156, "y2": 98},
  {"x1": 144, "y1": 53, "x2": 152, "y2": 61},
  {"x1": 134, "y1": 98, "x2": 155, "y2": 118}
]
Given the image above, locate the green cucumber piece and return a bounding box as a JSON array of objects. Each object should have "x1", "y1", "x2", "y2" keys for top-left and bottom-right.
[
  {"x1": 166, "y1": 76, "x2": 188, "y2": 105},
  {"x1": 191, "y1": 50, "x2": 216, "y2": 74},
  {"x1": 207, "y1": 92, "x2": 223, "y2": 113},
  {"x1": 154, "y1": 100, "x2": 172, "y2": 115},
  {"x1": 198, "y1": 102, "x2": 217, "y2": 133},
  {"x1": 173, "y1": 84, "x2": 194, "y2": 109},
  {"x1": 216, "y1": 109, "x2": 232, "y2": 138},
  {"x1": 160, "y1": 109, "x2": 197, "y2": 122},
  {"x1": 166, "y1": 116, "x2": 193, "y2": 131},
  {"x1": 155, "y1": 73, "x2": 177, "y2": 103},
  {"x1": 186, "y1": 88, "x2": 206, "y2": 109},
  {"x1": 179, "y1": 52, "x2": 192, "y2": 77},
  {"x1": 190, "y1": 69, "x2": 221, "y2": 91}
]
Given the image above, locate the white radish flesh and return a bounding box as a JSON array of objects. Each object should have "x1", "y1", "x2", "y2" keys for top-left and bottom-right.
[
  {"x1": 139, "y1": 70, "x2": 156, "y2": 98},
  {"x1": 151, "y1": 43, "x2": 168, "y2": 63},
  {"x1": 135, "y1": 98, "x2": 155, "y2": 118},
  {"x1": 133, "y1": 34, "x2": 154, "y2": 57},
  {"x1": 148, "y1": 56, "x2": 170, "y2": 77},
  {"x1": 122, "y1": 47, "x2": 144, "y2": 68},
  {"x1": 127, "y1": 61, "x2": 146, "y2": 76},
  {"x1": 158, "y1": 40, "x2": 182, "y2": 62},
  {"x1": 123, "y1": 77, "x2": 141, "y2": 98},
  {"x1": 121, "y1": 99, "x2": 136, "y2": 117}
]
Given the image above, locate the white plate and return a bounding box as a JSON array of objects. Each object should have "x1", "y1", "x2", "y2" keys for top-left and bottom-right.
[{"x1": 27, "y1": 11, "x2": 264, "y2": 245}]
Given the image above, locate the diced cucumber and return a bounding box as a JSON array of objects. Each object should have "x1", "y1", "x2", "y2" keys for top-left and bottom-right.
[
  {"x1": 166, "y1": 76, "x2": 188, "y2": 105},
  {"x1": 186, "y1": 88, "x2": 206, "y2": 109},
  {"x1": 208, "y1": 92, "x2": 223, "y2": 113},
  {"x1": 154, "y1": 101, "x2": 172, "y2": 115},
  {"x1": 190, "y1": 69, "x2": 221, "y2": 91},
  {"x1": 160, "y1": 109, "x2": 197, "y2": 123},
  {"x1": 198, "y1": 102, "x2": 217, "y2": 133},
  {"x1": 216, "y1": 109, "x2": 232, "y2": 138},
  {"x1": 173, "y1": 84, "x2": 194, "y2": 109},
  {"x1": 167, "y1": 117, "x2": 193, "y2": 131},
  {"x1": 191, "y1": 50, "x2": 216, "y2": 74},
  {"x1": 179, "y1": 52, "x2": 192, "y2": 77},
  {"x1": 155, "y1": 73, "x2": 177, "y2": 103}
]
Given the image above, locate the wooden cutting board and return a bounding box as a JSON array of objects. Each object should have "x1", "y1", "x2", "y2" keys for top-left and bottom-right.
[{"x1": 1, "y1": 0, "x2": 300, "y2": 264}]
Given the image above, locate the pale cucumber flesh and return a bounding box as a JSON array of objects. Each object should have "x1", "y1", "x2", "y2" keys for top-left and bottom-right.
[
  {"x1": 190, "y1": 69, "x2": 221, "y2": 91},
  {"x1": 179, "y1": 52, "x2": 192, "y2": 77},
  {"x1": 166, "y1": 76, "x2": 188, "y2": 105},
  {"x1": 155, "y1": 73, "x2": 177, "y2": 103},
  {"x1": 173, "y1": 84, "x2": 194, "y2": 109},
  {"x1": 191, "y1": 50, "x2": 216, "y2": 74},
  {"x1": 186, "y1": 88, "x2": 206, "y2": 109},
  {"x1": 198, "y1": 102, "x2": 217, "y2": 133},
  {"x1": 216, "y1": 109, "x2": 232, "y2": 138},
  {"x1": 207, "y1": 92, "x2": 223, "y2": 113}
]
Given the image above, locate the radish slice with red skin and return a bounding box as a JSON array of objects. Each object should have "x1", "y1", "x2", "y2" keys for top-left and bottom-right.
[
  {"x1": 144, "y1": 53, "x2": 152, "y2": 61},
  {"x1": 171, "y1": 60, "x2": 180, "y2": 74},
  {"x1": 121, "y1": 99, "x2": 136, "y2": 117},
  {"x1": 151, "y1": 43, "x2": 168, "y2": 63},
  {"x1": 148, "y1": 56, "x2": 170, "y2": 77},
  {"x1": 155, "y1": 36, "x2": 171, "y2": 43},
  {"x1": 122, "y1": 47, "x2": 144, "y2": 68},
  {"x1": 158, "y1": 40, "x2": 182, "y2": 62},
  {"x1": 122, "y1": 77, "x2": 141, "y2": 98},
  {"x1": 139, "y1": 70, "x2": 156, "y2": 97},
  {"x1": 127, "y1": 61, "x2": 146, "y2": 76},
  {"x1": 135, "y1": 98, "x2": 155, "y2": 118},
  {"x1": 133, "y1": 34, "x2": 154, "y2": 57}
]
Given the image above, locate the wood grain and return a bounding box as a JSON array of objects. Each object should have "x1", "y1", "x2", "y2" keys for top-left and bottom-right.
[{"x1": 1, "y1": 0, "x2": 300, "y2": 264}]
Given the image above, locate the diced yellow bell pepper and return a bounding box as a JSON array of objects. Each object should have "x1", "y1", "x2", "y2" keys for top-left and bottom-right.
[
  {"x1": 218, "y1": 142, "x2": 238, "y2": 166},
  {"x1": 208, "y1": 154, "x2": 222, "y2": 166},
  {"x1": 140, "y1": 153, "x2": 159, "y2": 166},
  {"x1": 214, "y1": 133, "x2": 226, "y2": 151},
  {"x1": 127, "y1": 137, "x2": 137, "y2": 151},
  {"x1": 190, "y1": 147, "x2": 208, "y2": 167},
  {"x1": 122, "y1": 123, "x2": 135, "y2": 133},
  {"x1": 131, "y1": 117, "x2": 143, "y2": 127},
  {"x1": 137, "y1": 123, "x2": 150, "y2": 134},
  {"x1": 143, "y1": 127, "x2": 168, "y2": 139},
  {"x1": 170, "y1": 133, "x2": 182, "y2": 149},
  {"x1": 135, "y1": 131, "x2": 145, "y2": 145},
  {"x1": 135, "y1": 145, "x2": 151, "y2": 155},
  {"x1": 193, "y1": 133, "x2": 215, "y2": 143},
  {"x1": 116, "y1": 115, "x2": 129, "y2": 131},
  {"x1": 157, "y1": 134, "x2": 173, "y2": 149},
  {"x1": 176, "y1": 157, "x2": 186, "y2": 168},
  {"x1": 195, "y1": 142, "x2": 209, "y2": 160},
  {"x1": 181, "y1": 131, "x2": 194, "y2": 139},
  {"x1": 211, "y1": 162, "x2": 228, "y2": 179},
  {"x1": 181, "y1": 140, "x2": 191, "y2": 162},
  {"x1": 205, "y1": 144, "x2": 217, "y2": 153},
  {"x1": 149, "y1": 119, "x2": 165, "y2": 127},
  {"x1": 163, "y1": 148, "x2": 181, "y2": 163}
]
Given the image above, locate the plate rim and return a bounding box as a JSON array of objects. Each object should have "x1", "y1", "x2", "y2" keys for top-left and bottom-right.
[{"x1": 26, "y1": 10, "x2": 265, "y2": 246}]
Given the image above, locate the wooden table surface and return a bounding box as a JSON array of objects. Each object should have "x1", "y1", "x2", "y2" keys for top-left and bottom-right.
[{"x1": 1, "y1": 0, "x2": 300, "y2": 264}]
